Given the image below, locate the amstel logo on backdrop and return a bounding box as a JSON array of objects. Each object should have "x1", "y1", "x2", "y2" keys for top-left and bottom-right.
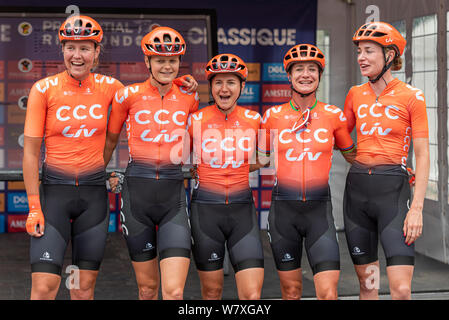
[
  {"x1": 262, "y1": 84, "x2": 291, "y2": 103},
  {"x1": 8, "y1": 214, "x2": 27, "y2": 232}
]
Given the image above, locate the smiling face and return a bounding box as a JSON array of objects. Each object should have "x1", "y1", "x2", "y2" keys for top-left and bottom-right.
[
  {"x1": 146, "y1": 55, "x2": 180, "y2": 85},
  {"x1": 62, "y1": 40, "x2": 99, "y2": 81},
  {"x1": 288, "y1": 61, "x2": 320, "y2": 94},
  {"x1": 211, "y1": 73, "x2": 244, "y2": 112},
  {"x1": 357, "y1": 41, "x2": 395, "y2": 78}
]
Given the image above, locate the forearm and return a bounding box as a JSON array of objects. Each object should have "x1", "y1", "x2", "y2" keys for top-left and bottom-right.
[
  {"x1": 104, "y1": 132, "x2": 120, "y2": 167},
  {"x1": 410, "y1": 152, "x2": 429, "y2": 210},
  {"x1": 23, "y1": 148, "x2": 41, "y2": 196}
]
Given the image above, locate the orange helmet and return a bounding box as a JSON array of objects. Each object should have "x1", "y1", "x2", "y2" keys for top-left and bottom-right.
[
  {"x1": 353, "y1": 21, "x2": 406, "y2": 56},
  {"x1": 141, "y1": 26, "x2": 186, "y2": 56},
  {"x1": 283, "y1": 44, "x2": 325, "y2": 73},
  {"x1": 205, "y1": 54, "x2": 248, "y2": 81},
  {"x1": 59, "y1": 15, "x2": 103, "y2": 43}
]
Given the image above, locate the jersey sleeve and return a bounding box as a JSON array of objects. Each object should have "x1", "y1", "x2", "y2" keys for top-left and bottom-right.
[
  {"x1": 258, "y1": 109, "x2": 273, "y2": 155},
  {"x1": 24, "y1": 81, "x2": 47, "y2": 138},
  {"x1": 107, "y1": 86, "x2": 129, "y2": 134},
  {"x1": 333, "y1": 108, "x2": 355, "y2": 152},
  {"x1": 190, "y1": 92, "x2": 200, "y2": 114},
  {"x1": 408, "y1": 91, "x2": 429, "y2": 139},
  {"x1": 343, "y1": 88, "x2": 357, "y2": 133}
]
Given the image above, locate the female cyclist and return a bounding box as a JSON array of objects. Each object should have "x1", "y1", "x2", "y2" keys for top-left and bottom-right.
[
  {"x1": 23, "y1": 15, "x2": 123, "y2": 300},
  {"x1": 103, "y1": 26, "x2": 198, "y2": 300},
  {"x1": 258, "y1": 44, "x2": 356, "y2": 300},
  {"x1": 343, "y1": 21, "x2": 430, "y2": 300},
  {"x1": 187, "y1": 53, "x2": 264, "y2": 299}
]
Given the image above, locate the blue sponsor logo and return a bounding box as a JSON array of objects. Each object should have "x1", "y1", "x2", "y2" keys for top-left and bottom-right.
[
  {"x1": 0, "y1": 105, "x2": 5, "y2": 124},
  {"x1": 0, "y1": 215, "x2": 5, "y2": 233},
  {"x1": 7, "y1": 192, "x2": 28, "y2": 212},
  {"x1": 108, "y1": 213, "x2": 116, "y2": 233},
  {"x1": 238, "y1": 83, "x2": 259, "y2": 104},
  {"x1": 263, "y1": 63, "x2": 288, "y2": 82}
]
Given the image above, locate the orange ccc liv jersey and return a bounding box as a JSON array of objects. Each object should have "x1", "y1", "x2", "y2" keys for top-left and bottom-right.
[
  {"x1": 188, "y1": 105, "x2": 260, "y2": 204},
  {"x1": 344, "y1": 78, "x2": 428, "y2": 168},
  {"x1": 108, "y1": 79, "x2": 199, "y2": 180},
  {"x1": 24, "y1": 71, "x2": 123, "y2": 185},
  {"x1": 260, "y1": 100, "x2": 354, "y2": 201}
]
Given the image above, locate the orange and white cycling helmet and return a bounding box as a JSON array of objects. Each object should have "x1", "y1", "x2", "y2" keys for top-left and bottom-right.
[
  {"x1": 141, "y1": 26, "x2": 186, "y2": 56},
  {"x1": 283, "y1": 44, "x2": 325, "y2": 73},
  {"x1": 353, "y1": 21, "x2": 406, "y2": 56},
  {"x1": 59, "y1": 15, "x2": 103, "y2": 43},
  {"x1": 205, "y1": 54, "x2": 248, "y2": 81}
]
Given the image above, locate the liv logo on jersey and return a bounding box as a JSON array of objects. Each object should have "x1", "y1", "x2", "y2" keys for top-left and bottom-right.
[{"x1": 262, "y1": 63, "x2": 288, "y2": 82}]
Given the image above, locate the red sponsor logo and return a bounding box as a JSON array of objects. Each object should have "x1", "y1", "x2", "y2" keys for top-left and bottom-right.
[
  {"x1": 252, "y1": 189, "x2": 259, "y2": 209},
  {"x1": 8, "y1": 214, "x2": 27, "y2": 232},
  {"x1": 261, "y1": 175, "x2": 275, "y2": 187},
  {"x1": 7, "y1": 149, "x2": 23, "y2": 169},
  {"x1": 44, "y1": 61, "x2": 66, "y2": 77},
  {"x1": 96, "y1": 63, "x2": 118, "y2": 78},
  {"x1": 261, "y1": 190, "x2": 272, "y2": 209},
  {"x1": 192, "y1": 62, "x2": 207, "y2": 82},
  {"x1": 0, "y1": 61, "x2": 4, "y2": 80},
  {"x1": 119, "y1": 62, "x2": 148, "y2": 82},
  {"x1": 8, "y1": 60, "x2": 43, "y2": 80},
  {"x1": 7, "y1": 83, "x2": 32, "y2": 102},
  {"x1": 262, "y1": 84, "x2": 291, "y2": 103},
  {"x1": 0, "y1": 127, "x2": 4, "y2": 146},
  {"x1": 109, "y1": 192, "x2": 117, "y2": 211}
]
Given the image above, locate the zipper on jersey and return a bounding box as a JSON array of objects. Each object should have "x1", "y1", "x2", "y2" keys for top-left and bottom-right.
[
  {"x1": 225, "y1": 112, "x2": 229, "y2": 204},
  {"x1": 156, "y1": 95, "x2": 164, "y2": 180},
  {"x1": 302, "y1": 137, "x2": 306, "y2": 202}
]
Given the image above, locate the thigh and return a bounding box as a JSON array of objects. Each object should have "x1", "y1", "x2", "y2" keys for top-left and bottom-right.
[
  {"x1": 120, "y1": 177, "x2": 157, "y2": 262},
  {"x1": 157, "y1": 180, "x2": 191, "y2": 260},
  {"x1": 268, "y1": 200, "x2": 303, "y2": 271},
  {"x1": 227, "y1": 203, "x2": 264, "y2": 273},
  {"x1": 376, "y1": 175, "x2": 414, "y2": 266},
  {"x1": 343, "y1": 173, "x2": 378, "y2": 265},
  {"x1": 190, "y1": 202, "x2": 226, "y2": 271},
  {"x1": 71, "y1": 186, "x2": 109, "y2": 271},
  {"x1": 30, "y1": 185, "x2": 72, "y2": 275},
  {"x1": 303, "y1": 201, "x2": 340, "y2": 275}
]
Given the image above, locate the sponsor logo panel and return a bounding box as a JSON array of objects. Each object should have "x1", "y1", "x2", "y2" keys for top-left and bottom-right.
[
  {"x1": 7, "y1": 192, "x2": 28, "y2": 212},
  {"x1": 262, "y1": 84, "x2": 291, "y2": 103},
  {"x1": 8, "y1": 214, "x2": 27, "y2": 232},
  {"x1": 262, "y1": 63, "x2": 288, "y2": 82}
]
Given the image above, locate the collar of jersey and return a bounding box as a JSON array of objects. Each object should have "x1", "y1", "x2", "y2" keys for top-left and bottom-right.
[
  {"x1": 289, "y1": 99, "x2": 318, "y2": 112},
  {"x1": 145, "y1": 78, "x2": 175, "y2": 96},
  {"x1": 214, "y1": 104, "x2": 240, "y2": 119},
  {"x1": 367, "y1": 77, "x2": 400, "y2": 97},
  {"x1": 63, "y1": 71, "x2": 94, "y2": 88}
]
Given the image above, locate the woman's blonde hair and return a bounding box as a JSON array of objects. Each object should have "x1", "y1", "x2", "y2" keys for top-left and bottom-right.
[{"x1": 384, "y1": 47, "x2": 402, "y2": 71}]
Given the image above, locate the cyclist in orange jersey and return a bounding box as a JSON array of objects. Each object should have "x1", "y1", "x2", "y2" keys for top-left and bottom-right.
[
  {"x1": 103, "y1": 26, "x2": 198, "y2": 300},
  {"x1": 256, "y1": 44, "x2": 356, "y2": 300},
  {"x1": 343, "y1": 22, "x2": 429, "y2": 300},
  {"x1": 23, "y1": 15, "x2": 124, "y2": 300},
  {"x1": 187, "y1": 54, "x2": 264, "y2": 300}
]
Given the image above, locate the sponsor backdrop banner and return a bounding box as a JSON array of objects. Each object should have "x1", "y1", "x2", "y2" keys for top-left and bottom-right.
[{"x1": 0, "y1": 1, "x2": 317, "y2": 231}]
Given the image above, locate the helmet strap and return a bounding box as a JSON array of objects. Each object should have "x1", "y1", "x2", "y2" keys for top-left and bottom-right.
[{"x1": 369, "y1": 51, "x2": 394, "y2": 84}]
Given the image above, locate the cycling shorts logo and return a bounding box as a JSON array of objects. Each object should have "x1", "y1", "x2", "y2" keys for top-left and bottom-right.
[
  {"x1": 40, "y1": 251, "x2": 53, "y2": 262},
  {"x1": 143, "y1": 243, "x2": 154, "y2": 251},
  {"x1": 208, "y1": 252, "x2": 221, "y2": 262},
  {"x1": 352, "y1": 246, "x2": 365, "y2": 256},
  {"x1": 282, "y1": 253, "x2": 294, "y2": 262}
]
